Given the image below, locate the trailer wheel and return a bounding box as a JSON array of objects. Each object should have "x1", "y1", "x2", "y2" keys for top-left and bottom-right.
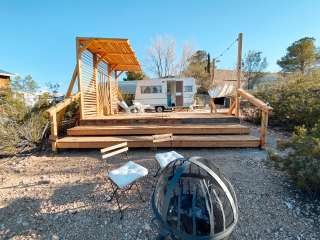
[{"x1": 155, "y1": 106, "x2": 164, "y2": 112}]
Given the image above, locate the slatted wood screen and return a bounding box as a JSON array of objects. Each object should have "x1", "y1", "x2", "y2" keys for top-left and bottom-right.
[
  {"x1": 79, "y1": 50, "x2": 118, "y2": 119},
  {"x1": 80, "y1": 50, "x2": 98, "y2": 118},
  {"x1": 97, "y1": 61, "x2": 110, "y2": 116}
]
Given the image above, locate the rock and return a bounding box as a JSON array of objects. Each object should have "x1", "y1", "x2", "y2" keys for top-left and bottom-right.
[
  {"x1": 52, "y1": 234, "x2": 59, "y2": 240},
  {"x1": 143, "y1": 223, "x2": 151, "y2": 231},
  {"x1": 0, "y1": 224, "x2": 5, "y2": 230},
  {"x1": 284, "y1": 201, "x2": 294, "y2": 209},
  {"x1": 38, "y1": 180, "x2": 50, "y2": 185},
  {"x1": 11, "y1": 167, "x2": 21, "y2": 173},
  {"x1": 22, "y1": 221, "x2": 29, "y2": 227},
  {"x1": 17, "y1": 217, "x2": 23, "y2": 224}
]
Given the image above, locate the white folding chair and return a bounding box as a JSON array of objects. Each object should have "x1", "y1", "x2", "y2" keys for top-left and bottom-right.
[
  {"x1": 101, "y1": 142, "x2": 148, "y2": 219},
  {"x1": 152, "y1": 133, "x2": 184, "y2": 176}
]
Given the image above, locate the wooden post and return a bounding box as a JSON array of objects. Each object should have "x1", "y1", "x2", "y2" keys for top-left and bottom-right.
[
  {"x1": 260, "y1": 110, "x2": 269, "y2": 148},
  {"x1": 93, "y1": 54, "x2": 100, "y2": 116},
  {"x1": 235, "y1": 33, "x2": 243, "y2": 117},
  {"x1": 211, "y1": 58, "x2": 216, "y2": 86},
  {"x1": 51, "y1": 114, "x2": 58, "y2": 152},
  {"x1": 108, "y1": 66, "x2": 113, "y2": 115},
  {"x1": 76, "y1": 39, "x2": 84, "y2": 120}
]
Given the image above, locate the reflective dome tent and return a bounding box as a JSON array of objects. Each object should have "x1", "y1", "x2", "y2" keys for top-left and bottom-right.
[{"x1": 152, "y1": 157, "x2": 238, "y2": 240}]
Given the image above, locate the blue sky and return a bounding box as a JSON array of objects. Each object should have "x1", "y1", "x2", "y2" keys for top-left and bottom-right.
[{"x1": 1, "y1": 0, "x2": 319, "y2": 92}]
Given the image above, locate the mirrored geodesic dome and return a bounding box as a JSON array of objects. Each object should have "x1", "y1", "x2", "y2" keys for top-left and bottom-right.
[{"x1": 152, "y1": 156, "x2": 238, "y2": 240}]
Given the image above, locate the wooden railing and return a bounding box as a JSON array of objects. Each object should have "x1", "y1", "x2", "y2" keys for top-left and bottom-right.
[
  {"x1": 46, "y1": 92, "x2": 81, "y2": 151},
  {"x1": 230, "y1": 88, "x2": 273, "y2": 148}
]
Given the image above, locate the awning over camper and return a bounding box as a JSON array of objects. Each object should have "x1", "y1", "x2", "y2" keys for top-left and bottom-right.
[
  {"x1": 208, "y1": 83, "x2": 236, "y2": 98},
  {"x1": 77, "y1": 37, "x2": 141, "y2": 72}
]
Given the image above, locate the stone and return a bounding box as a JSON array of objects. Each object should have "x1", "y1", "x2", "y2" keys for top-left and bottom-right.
[
  {"x1": 22, "y1": 221, "x2": 29, "y2": 227},
  {"x1": 143, "y1": 223, "x2": 151, "y2": 231},
  {"x1": 0, "y1": 224, "x2": 5, "y2": 230},
  {"x1": 52, "y1": 234, "x2": 59, "y2": 240}
]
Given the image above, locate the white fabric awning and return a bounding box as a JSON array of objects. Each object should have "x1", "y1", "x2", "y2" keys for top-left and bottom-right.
[{"x1": 208, "y1": 84, "x2": 236, "y2": 98}]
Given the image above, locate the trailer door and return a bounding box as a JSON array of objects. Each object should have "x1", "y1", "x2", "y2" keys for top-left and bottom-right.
[{"x1": 176, "y1": 81, "x2": 183, "y2": 106}]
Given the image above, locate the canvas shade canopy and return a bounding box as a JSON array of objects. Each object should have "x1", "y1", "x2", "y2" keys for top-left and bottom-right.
[{"x1": 77, "y1": 37, "x2": 142, "y2": 72}]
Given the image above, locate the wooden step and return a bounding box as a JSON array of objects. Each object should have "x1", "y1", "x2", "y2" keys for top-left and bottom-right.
[
  {"x1": 56, "y1": 135, "x2": 260, "y2": 149},
  {"x1": 67, "y1": 124, "x2": 250, "y2": 136},
  {"x1": 80, "y1": 112, "x2": 240, "y2": 125},
  {"x1": 80, "y1": 117, "x2": 240, "y2": 126}
]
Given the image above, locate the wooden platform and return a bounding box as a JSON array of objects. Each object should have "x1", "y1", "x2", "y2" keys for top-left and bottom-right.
[
  {"x1": 57, "y1": 135, "x2": 260, "y2": 148},
  {"x1": 55, "y1": 112, "x2": 261, "y2": 149}
]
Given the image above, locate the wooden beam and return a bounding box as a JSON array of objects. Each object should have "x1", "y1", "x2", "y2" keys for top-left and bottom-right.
[
  {"x1": 67, "y1": 124, "x2": 251, "y2": 136},
  {"x1": 104, "y1": 52, "x2": 134, "y2": 56},
  {"x1": 237, "y1": 89, "x2": 273, "y2": 112},
  {"x1": 51, "y1": 114, "x2": 58, "y2": 152},
  {"x1": 260, "y1": 111, "x2": 269, "y2": 148},
  {"x1": 108, "y1": 67, "x2": 113, "y2": 115},
  {"x1": 235, "y1": 33, "x2": 243, "y2": 117},
  {"x1": 77, "y1": 39, "x2": 84, "y2": 119},
  {"x1": 97, "y1": 53, "x2": 108, "y2": 65},
  {"x1": 47, "y1": 92, "x2": 81, "y2": 116},
  {"x1": 56, "y1": 135, "x2": 261, "y2": 149},
  {"x1": 78, "y1": 39, "x2": 94, "y2": 54},
  {"x1": 66, "y1": 64, "x2": 78, "y2": 97},
  {"x1": 115, "y1": 71, "x2": 124, "y2": 79},
  {"x1": 228, "y1": 99, "x2": 236, "y2": 115},
  {"x1": 93, "y1": 54, "x2": 100, "y2": 116}
]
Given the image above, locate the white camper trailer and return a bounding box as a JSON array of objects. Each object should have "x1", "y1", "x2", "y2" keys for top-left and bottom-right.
[{"x1": 134, "y1": 77, "x2": 197, "y2": 112}]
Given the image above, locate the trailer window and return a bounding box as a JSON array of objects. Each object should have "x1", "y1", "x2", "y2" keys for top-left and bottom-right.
[
  {"x1": 141, "y1": 86, "x2": 162, "y2": 94},
  {"x1": 184, "y1": 86, "x2": 193, "y2": 92}
]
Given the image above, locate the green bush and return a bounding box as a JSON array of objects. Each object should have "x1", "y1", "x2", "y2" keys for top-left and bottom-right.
[
  {"x1": 0, "y1": 91, "x2": 51, "y2": 155},
  {"x1": 271, "y1": 122, "x2": 320, "y2": 193},
  {"x1": 246, "y1": 71, "x2": 320, "y2": 130}
]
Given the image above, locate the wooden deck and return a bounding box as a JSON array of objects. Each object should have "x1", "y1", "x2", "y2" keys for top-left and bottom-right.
[
  {"x1": 53, "y1": 111, "x2": 261, "y2": 149},
  {"x1": 46, "y1": 35, "x2": 271, "y2": 151}
]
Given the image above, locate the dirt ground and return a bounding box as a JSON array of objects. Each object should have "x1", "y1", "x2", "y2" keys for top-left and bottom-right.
[{"x1": 0, "y1": 127, "x2": 320, "y2": 240}]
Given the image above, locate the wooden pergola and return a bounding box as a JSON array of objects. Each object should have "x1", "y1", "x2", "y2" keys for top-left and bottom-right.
[
  {"x1": 47, "y1": 37, "x2": 142, "y2": 150},
  {"x1": 66, "y1": 37, "x2": 141, "y2": 119}
]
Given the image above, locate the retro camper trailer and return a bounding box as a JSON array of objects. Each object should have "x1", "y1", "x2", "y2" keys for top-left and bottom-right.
[{"x1": 133, "y1": 77, "x2": 197, "y2": 112}]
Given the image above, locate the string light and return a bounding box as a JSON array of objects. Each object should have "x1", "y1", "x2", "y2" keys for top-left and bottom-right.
[{"x1": 214, "y1": 38, "x2": 238, "y2": 61}]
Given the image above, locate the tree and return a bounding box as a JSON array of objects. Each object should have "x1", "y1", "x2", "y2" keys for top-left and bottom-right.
[
  {"x1": 277, "y1": 37, "x2": 320, "y2": 73},
  {"x1": 183, "y1": 50, "x2": 211, "y2": 92},
  {"x1": 123, "y1": 71, "x2": 147, "y2": 81},
  {"x1": 146, "y1": 36, "x2": 176, "y2": 78},
  {"x1": 205, "y1": 53, "x2": 211, "y2": 74},
  {"x1": 46, "y1": 82, "x2": 60, "y2": 95},
  {"x1": 176, "y1": 42, "x2": 194, "y2": 76},
  {"x1": 242, "y1": 50, "x2": 267, "y2": 89},
  {"x1": 11, "y1": 75, "x2": 38, "y2": 93}
]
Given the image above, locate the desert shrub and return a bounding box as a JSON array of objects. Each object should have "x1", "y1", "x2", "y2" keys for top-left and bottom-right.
[
  {"x1": 244, "y1": 70, "x2": 320, "y2": 130},
  {"x1": 271, "y1": 122, "x2": 320, "y2": 193},
  {"x1": 0, "y1": 91, "x2": 51, "y2": 155},
  {"x1": 64, "y1": 100, "x2": 79, "y2": 119}
]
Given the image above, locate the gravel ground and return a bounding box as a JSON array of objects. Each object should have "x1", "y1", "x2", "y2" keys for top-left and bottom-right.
[{"x1": 0, "y1": 128, "x2": 320, "y2": 239}]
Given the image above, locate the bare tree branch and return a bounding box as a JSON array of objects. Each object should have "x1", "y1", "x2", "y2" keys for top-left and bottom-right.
[{"x1": 146, "y1": 35, "x2": 177, "y2": 78}]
